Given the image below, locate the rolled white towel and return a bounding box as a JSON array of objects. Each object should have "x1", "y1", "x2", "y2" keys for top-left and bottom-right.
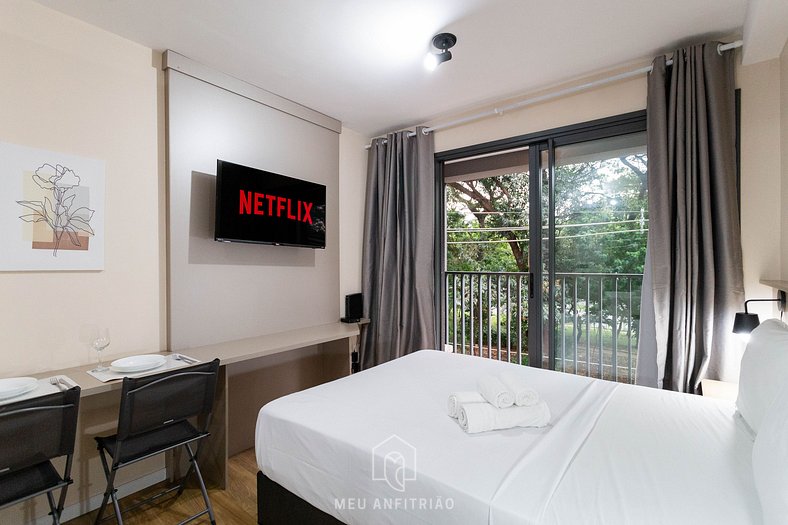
[
  {"x1": 447, "y1": 391, "x2": 486, "y2": 418},
  {"x1": 499, "y1": 371, "x2": 541, "y2": 407},
  {"x1": 457, "y1": 401, "x2": 551, "y2": 434},
  {"x1": 477, "y1": 375, "x2": 515, "y2": 409}
]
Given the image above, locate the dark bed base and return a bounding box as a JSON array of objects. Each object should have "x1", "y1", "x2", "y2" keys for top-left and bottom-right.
[{"x1": 257, "y1": 471, "x2": 344, "y2": 525}]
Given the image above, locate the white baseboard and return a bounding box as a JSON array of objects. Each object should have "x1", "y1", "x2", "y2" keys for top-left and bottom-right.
[{"x1": 34, "y1": 469, "x2": 167, "y2": 525}]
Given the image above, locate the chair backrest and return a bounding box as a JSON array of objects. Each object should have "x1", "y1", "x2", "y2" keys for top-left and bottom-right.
[
  {"x1": 0, "y1": 386, "x2": 81, "y2": 475},
  {"x1": 116, "y1": 359, "x2": 220, "y2": 441}
]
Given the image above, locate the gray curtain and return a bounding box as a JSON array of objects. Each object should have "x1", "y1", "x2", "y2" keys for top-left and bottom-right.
[
  {"x1": 637, "y1": 42, "x2": 744, "y2": 393},
  {"x1": 360, "y1": 127, "x2": 436, "y2": 369}
]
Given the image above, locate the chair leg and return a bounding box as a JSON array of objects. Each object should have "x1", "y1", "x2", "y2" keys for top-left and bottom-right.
[
  {"x1": 94, "y1": 488, "x2": 111, "y2": 525},
  {"x1": 108, "y1": 474, "x2": 124, "y2": 525},
  {"x1": 55, "y1": 483, "x2": 69, "y2": 523},
  {"x1": 97, "y1": 469, "x2": 123, "y2": 525},
  {"x1": 94, "y1": 449, "x2": 111, "y2": 524},
  {"x1": 185, "y1": 443, "x2": 216, "y2": 525},
  {"x1": 57, "y1": 455, "x2": 73, "y2": 521},
  {"x1": 95, "y1": 447, "x2": 123, "y2": 525},
  {"x1": 175, "y1": 433, "x2": 209, "y2": 497},
  {"x1": 175, "y1": 458, "x2": 196, "y2": 498},
  {"x1": 46, "y1": 491, "x2": 60, "y2": 525}
]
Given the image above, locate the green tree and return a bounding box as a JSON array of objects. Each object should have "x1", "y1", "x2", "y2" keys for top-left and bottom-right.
[
  {"x1": 446, "y1": 171, "x2": 529, "y2": 272},
  {"x1": 445, "y1": 155, "x2": 648, "y2": 275},
  {"x1": 552, "y1": 154, "x2": 647, "y2": 275}
]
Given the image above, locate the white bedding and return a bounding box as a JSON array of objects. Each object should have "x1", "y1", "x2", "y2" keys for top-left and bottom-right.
[
  {"x1": 256, "y1": 350, "x2": 761, "y2": 524},
  {"x1": 537, "y1": 384, "x2": 761, "y2": 524}
]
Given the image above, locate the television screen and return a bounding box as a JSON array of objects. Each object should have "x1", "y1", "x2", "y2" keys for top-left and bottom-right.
[{"x1": 214, "y1": 160, "x2": 326, "y2": 248}]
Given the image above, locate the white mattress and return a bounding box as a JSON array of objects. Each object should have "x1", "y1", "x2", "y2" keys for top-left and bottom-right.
[{"x1": 256, "y1": 350, "x2": 761, "y2": 524}]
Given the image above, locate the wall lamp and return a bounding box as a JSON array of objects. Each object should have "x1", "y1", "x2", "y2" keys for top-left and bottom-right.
[
  {"x1": 424, "y1": 32, "x2": 457, "y2": 71},
  {"x1": 732, "y1": 291, "x2": 787, "y2": 334}
]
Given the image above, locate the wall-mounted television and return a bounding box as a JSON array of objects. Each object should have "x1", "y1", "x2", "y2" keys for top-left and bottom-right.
[{"x1": 214, "y1": 160, "x2": 326, "y2": 249}]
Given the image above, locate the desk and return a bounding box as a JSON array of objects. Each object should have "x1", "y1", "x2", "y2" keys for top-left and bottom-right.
[
  {"x1": 700, "y1": 379, "x2": 739, "y2": 402},
  {"x1": 183, "y1": 322, "x2": 360, "y2": 486},
  {"x1": 5, "y1": 322, "x2": 359, "y2": 524},
  {"x1": 32, "y1": 322, "x2": 359, "y2": 396}
]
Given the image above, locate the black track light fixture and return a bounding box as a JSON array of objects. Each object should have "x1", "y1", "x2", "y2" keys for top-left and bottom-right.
[{"x1": 424, "y1": 32, "x2": 457, "y2": 71}]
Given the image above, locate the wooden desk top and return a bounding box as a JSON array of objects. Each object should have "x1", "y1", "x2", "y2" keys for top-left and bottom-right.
[
  {"x1": 700, "y1": 378, "x2": 739, "y2": 402},
  {"x1": 30, "y1": 322, "x2": 361, "y2": 397}
]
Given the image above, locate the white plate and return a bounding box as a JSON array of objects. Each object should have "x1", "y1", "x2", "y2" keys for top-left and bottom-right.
[
  {"x1": 110, "y1": 355, "x2": 167, "y2": 373},
  {"x1": 0, "y1": 377, "x2": 39, "y2": 400}
]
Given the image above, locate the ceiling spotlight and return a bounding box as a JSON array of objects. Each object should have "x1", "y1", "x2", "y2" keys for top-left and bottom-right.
[{"x1": 424, "y1": 32, "x2": 457, "y2": 71}]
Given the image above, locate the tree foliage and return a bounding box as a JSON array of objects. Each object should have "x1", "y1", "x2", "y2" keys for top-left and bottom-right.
[
  {"x1": 446, "y1": 171, "x2": 529, "y2": 272},
  {"x1": 553, "y1": 153, "x2": 647, "y2": 274},
  {"x1": 445, "y1": 154, "x2": 648, "y2": 275}
]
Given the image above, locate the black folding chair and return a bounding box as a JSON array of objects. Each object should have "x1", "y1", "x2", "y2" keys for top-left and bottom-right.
[
  {"x1": 94, "y1": 359, "x2": 220, "y2": 525},
  {"x1": 0, "y1": 385, "x2": 81, "y2": 525}
]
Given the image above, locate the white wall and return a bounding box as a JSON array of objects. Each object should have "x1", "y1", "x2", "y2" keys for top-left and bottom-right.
[
  {"x1": 338, "y1": 126, "x2": 369, "y2": 314},
  {"x1": 0, "y1": 0, "x2": 162, "y2": 375}
]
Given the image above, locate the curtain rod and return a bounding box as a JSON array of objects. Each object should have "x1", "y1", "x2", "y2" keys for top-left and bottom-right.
[{"x1": 364, "y1": 40, "x2": 743, "y2": 150}]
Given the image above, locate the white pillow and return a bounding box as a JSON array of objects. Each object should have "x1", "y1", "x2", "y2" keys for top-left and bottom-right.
[
  {"x1": 736, "y1": 319, "x2": 788, "y2": 435},
  {"x1": 752, "y1": 383, "x2": 788, "y2": 524}
]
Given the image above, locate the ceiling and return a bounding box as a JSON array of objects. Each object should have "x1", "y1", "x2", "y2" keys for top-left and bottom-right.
[{"x1": 33, "y1": 0, "x2": 786, "y2": 137}]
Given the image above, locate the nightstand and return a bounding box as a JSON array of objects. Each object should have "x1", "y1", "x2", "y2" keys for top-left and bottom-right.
[{"x1": 701, "y1": 379, "x2": 739, "y2": 401}]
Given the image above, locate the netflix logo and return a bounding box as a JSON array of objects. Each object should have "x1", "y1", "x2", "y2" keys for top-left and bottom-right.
[
  {"x1": 215, "y1": 160, "x2": 325, "y2": 248},
  {"x1": 238, "y1": 190, "x2": 313, "y2": 224}
]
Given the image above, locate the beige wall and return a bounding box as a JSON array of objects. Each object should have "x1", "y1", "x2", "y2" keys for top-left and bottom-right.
[
  {"x1": 781, "y1": 41, "x2": 788, "y2": 280},
  {"x1": 338, "y1": 126, "x2": 369, "y2": 314},
  {"x1": 0, "y1": 2, "x2": 370, "y2": 374},
  {"x1": 738, "y1": 58, "x2": 783, "y2": 319},
  {"x1": 165, "y1": 67, "x2": 341, "y2": 349},
  {"x1": 0, "y1": 0, "x2": 162, "y2": 376},
  {"x1": 431, "y1": 72, "x2": 647, "y2": 153}
]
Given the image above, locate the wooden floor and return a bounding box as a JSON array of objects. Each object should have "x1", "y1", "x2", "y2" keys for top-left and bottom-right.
[{"x1": 66, "y1": 449, "x2": 258, "y2": 525}]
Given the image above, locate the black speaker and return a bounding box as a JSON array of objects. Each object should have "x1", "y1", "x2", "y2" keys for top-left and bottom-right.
[{"x1": 341, "y1": 293, "x2": 363, "y2": 323}]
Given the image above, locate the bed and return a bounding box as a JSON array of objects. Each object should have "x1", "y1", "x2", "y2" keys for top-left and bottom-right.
[{"x1": 255, "y1": 321, "x2": 788, "y2": 524}]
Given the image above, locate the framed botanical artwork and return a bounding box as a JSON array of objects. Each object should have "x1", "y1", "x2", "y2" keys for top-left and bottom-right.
[{"x1": 0, "y1": 141, "x2": 105, "y2": 271}]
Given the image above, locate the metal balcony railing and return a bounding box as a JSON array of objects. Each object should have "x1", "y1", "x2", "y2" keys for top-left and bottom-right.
[
  {"x1": 445, "y1": 271, "x2": 530, "y2": 366},
  {"x1": 444, "y1": 271, "x2": 643, "y2": 383}
]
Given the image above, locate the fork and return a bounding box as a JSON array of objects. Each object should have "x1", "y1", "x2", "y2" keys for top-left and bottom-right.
[
  {"x1": 49, "y1": 376, "x2": 68, "y2": 391},
  {"x1": 174, "y1": 354, "x2": 198, "y2": 364}
]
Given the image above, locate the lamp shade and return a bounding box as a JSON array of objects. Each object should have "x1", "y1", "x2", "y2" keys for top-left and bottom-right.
[{"x1": 733, "y1": 312, "x2": 760, "y2": 334}]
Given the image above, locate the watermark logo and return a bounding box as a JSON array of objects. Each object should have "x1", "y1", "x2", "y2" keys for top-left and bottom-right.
[
  {"x1": 334, "y1": 435, "x2": 454, "y2": 513},
  {"x1": 371, "y1": 435, "x2": 416, "y2": 492}
]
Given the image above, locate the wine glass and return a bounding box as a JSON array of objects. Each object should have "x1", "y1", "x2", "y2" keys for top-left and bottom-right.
[{"x1": 91, "y1": 328, "x2": 111, "y2": 372}]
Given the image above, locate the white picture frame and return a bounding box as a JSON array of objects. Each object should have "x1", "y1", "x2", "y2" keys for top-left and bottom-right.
[{"x1": 0, "y1": 141, "x2": 105, "y2": 271}]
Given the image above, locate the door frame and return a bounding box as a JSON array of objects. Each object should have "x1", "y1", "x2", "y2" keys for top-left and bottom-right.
[{"x1": 434, "y1": 110, "x2": 647, "y2": 367}]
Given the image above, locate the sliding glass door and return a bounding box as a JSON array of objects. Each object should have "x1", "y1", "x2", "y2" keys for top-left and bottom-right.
[
  {"x1": 437, "y1": 112, "x2": 647, "y2": 383},
  {"x1": 547, "y1": 132, "x2": 647, "y2": 381},
  {"x1": 443, "y1": 146, "x2": 536, "y2": 365}
]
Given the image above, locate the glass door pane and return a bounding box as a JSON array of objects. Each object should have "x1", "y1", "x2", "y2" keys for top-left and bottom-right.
[
  {"x1": 549, "y1": 132, "x2": 648, "y2": 382},
  {"x1": 540, "y1": 147, "x2": 551, "y2": 370},
  {"x1": 443, "y1": 147, "x2": 531, "y2": 364}
]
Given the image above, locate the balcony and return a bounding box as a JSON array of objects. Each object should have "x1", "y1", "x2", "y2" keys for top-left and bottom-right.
[{"x1": 444, "y1": 271, "x2": 643, "y2": 383}]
